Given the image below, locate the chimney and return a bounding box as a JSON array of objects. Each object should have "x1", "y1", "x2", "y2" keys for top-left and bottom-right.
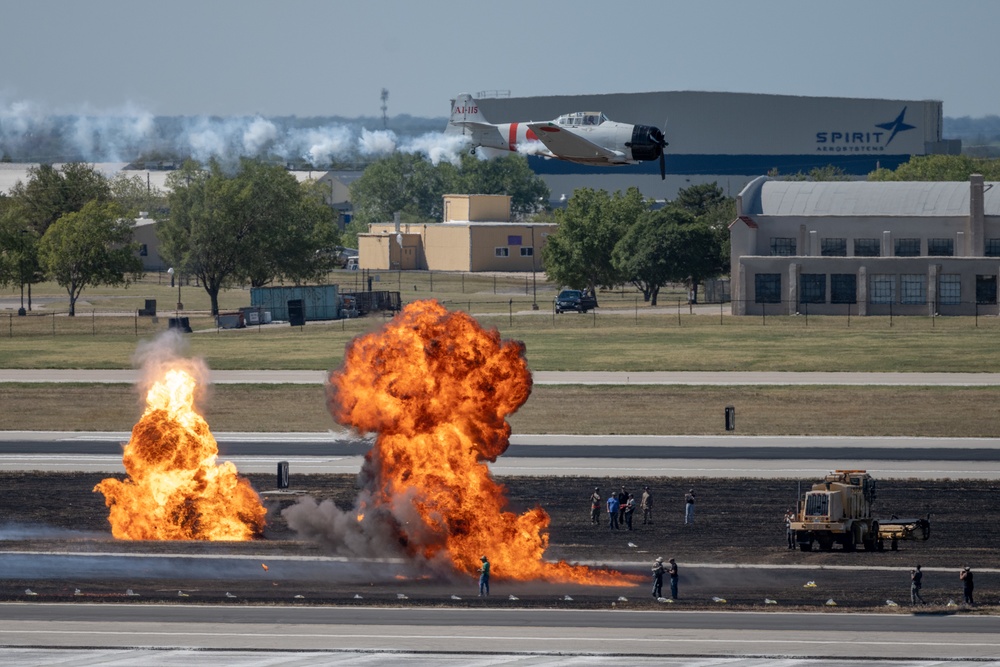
[{"x1": 970, "y1": 174, "x2": 985, "y2": 257}]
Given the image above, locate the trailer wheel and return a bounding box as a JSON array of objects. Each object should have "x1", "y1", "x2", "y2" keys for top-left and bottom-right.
[
  {"x1": 891, "y1": 538, "x2": 898, "y2": 551},
  {"x1": 844, "y1": 531, "x2": 856, "y2": 552},
  {"x1": 864, "y1": 522, "x2": 879, "y2": 551},
  {"x1": 799, "y1": 541, "x2": 813, "y2": 552}
]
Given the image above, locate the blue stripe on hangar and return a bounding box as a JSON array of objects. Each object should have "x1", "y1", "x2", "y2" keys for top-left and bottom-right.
[{"x1": 526, "y1": 154, "x2": 913, "y2": 177}]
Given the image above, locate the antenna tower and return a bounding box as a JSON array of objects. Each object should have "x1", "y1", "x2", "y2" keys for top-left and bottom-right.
[{"x1": 380, "y1": 88, "x2": 389, "y2": 129}]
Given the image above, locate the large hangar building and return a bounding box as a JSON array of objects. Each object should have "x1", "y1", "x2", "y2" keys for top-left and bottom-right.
[{"x1": 473, "y1": 91, "x2": 959, "y2": 202}]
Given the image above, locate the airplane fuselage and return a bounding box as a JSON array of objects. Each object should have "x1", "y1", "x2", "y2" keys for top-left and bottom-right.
[{"x1": 447, "y1": 94, "x2": 668, "y2": 175}]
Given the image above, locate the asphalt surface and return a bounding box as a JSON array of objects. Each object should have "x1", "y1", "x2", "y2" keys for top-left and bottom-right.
[
  {"x1": 1, "y1": 604, "x2": 998, "y2": 660},
  {"x1": 3, "y1": 431, "x2": 1000, "y2": 478}
]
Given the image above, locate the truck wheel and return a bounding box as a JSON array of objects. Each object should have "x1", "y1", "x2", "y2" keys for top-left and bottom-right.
[
  {"x1": 817, "y1": 536, "x2": 834, "y2": 551},
  {"x1": 799, "y1": 541, "x2": 813, "y2": 552},
  {"x1": 844, "y1": 533, "x2": 856, "y2": 552}
]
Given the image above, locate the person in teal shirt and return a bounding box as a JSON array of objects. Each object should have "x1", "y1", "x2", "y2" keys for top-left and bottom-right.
[{"x1": 479, "y1": 555, "x2": 491, "y2": 596}]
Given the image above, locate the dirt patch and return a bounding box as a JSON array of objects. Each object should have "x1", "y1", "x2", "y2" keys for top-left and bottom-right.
[{"x1": 1, "y1": 472, "x2": 996, "y2": 611}]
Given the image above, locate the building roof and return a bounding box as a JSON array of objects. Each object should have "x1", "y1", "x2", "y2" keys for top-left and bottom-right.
[{"x1": 739, "y1": 176, "x2": 1000, "y2": 217}]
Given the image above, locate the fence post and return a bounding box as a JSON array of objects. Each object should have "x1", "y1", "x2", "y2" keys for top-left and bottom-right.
[
  {"x1": 677, "y1": 299, "x2": 681, "y2": 326},
  {"x1": 52, "y1": 312, "x2": 55, "y2": 335},
  {"x1": 508, "y1": 298, "x2": 512, "y2": 327},
  {"x1": 635, "y1": 296, "x2": 638, "y2": 324},
  {"x1": 93, "y1": 310, "x2": 96, "y2": 335}
]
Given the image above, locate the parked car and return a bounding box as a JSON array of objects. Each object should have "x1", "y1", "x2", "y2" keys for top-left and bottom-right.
[{"x1": 554, "y1": 289, "x2": 598, "y2": 314}]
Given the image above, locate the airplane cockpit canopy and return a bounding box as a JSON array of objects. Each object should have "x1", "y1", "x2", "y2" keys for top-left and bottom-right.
[{"x1": 554, "y1": 112, "x2": 608, "y2": 127}]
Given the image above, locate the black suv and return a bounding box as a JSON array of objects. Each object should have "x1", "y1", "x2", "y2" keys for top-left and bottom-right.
[{"x1": 554, "y1": 289, "x2": 598, "y2": 314}]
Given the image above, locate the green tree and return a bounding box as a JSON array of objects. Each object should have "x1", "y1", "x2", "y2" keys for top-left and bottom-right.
[
  {"x1": 109, "y1": 172, "x2": 166, "y2": 218},
  {"x1": 612, "y1": 208, "x2": 689, "y2": 305},
  {"x1": 10, "y1": 163, "x2": 112, "y2": 235},
  {"x1": 663, "y1": 219, "x2": 725, "y2": 303},
  {"x1": 37, "y1": 201, "x2": 143, "y2": 316},
  {"x1": 4, "y1": 163, "x2": 114, "y2": 307},
  {"x1": 673, "y1": 182, "x2": 727, "y2": 218},
  {"x1": 350, "y1": 153, "x2": 454, "y2": 224},
  {"x1": 452, "y1": 153, "x2": 550, "y2": 218},
  {"x1": 868, "y1": 154, "x2": 1000, "y2": 181},
  {"x1": 159, "y1": 158, "x2": 341, "y2": 314},
  {"x1": 672, "y1": 182, "x2": 736, "y2": 279},
  {"x1": 541, "y1": 187, "x2": 648, "y2": 293}
]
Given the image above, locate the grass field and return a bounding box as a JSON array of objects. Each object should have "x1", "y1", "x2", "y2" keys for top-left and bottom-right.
[
  {"x1": 4, "y1": 383, "x2": 1000, "y2": 437},
  {"x1": 5, "y1": 274, "x2": 1000, "y2": 436}
]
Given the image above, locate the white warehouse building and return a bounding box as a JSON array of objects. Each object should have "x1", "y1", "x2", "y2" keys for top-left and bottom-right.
[
  {"x1": 730, "y1": 175, "x2": 1000, "y2": 317},
  {"x1": 474, "y1": 91, "x2": 958, "y2": 202}
]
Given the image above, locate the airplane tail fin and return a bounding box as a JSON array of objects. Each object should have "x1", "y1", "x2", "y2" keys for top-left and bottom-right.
[{"x1": 447, "y1": 93, "x2": 488, "y2": 134}]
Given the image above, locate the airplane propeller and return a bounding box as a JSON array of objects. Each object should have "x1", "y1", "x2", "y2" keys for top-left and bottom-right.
[{"x1": 648, "y1": 125, "x2": 669, "y2": 180}]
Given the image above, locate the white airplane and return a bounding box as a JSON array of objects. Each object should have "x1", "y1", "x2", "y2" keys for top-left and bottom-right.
[{"x1": 447, "y1": 93, "x2": 669, "y2": 179}]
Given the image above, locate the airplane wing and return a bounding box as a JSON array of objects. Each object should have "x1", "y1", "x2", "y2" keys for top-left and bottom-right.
[{"x1": 525, "y1": 122, "x2": 621, "y2": 162}]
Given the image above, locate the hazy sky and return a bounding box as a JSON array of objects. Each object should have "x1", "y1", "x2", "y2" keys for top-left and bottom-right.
[{"x1": 3, "y1": 0, "x2": 999, "y2": 119}]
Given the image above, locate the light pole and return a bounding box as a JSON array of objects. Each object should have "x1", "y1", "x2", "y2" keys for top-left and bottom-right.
[
  {"x1": 530, "y1": 225, "x2": 538, "y2": 310},
  {"x1": 167, "y1": 268, "x2": 182, "y2": 312},
  {"x1": 17, "y1": 230, "x2": 28, "y2": 316}
]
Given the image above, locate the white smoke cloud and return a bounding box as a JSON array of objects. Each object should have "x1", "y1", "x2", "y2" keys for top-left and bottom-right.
[
  {"x1": 242, "y1": 117, "x2": 279, "y2": 155},
  {"x1": 358, "y1": 128, "x2": 397, "y2": 156},
  {"x1": 400, "y1": 132, "x2": 470, "y2": 166},
  {"x1": 0, "y1": 95, "x2": 470, "y2": 169},
  {"x1": 132, "y1": 330, "x2": 211, "y2": 411}
]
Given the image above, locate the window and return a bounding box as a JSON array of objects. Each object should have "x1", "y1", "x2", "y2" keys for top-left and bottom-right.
[
  {"x1": 754, "y1": 273, "x2": 781, "y2": 303},
  {"x1": 800, "y1": 274, "x2": 826, "y2": 304},
  {"x1": 927, "y1": 238, "x2": 954, "y2": 256},
  {"x1": 770, "y1": 237, "x2": 796, "y2": 256},
  {"x1": 894, "y1": 238, "x2": 921, "y2": 257},
  {"x1": 830, "y1": 274, "x2": 857, "y2": 304},
  {"x1": 900, "y1": 274, "x2": 926, "y2": 305},
  {"x1": 869, "y1": 274, "x2": 895, "y2": 304},
  {"x1": 494, "y1": 247, "x2": 509, "y2": 257},
  {"x1": 854, "y1": 238, "x2": 880, "y2": 257},
  {"x1": 986, "y1": 239, "x2": 1000, "y2": 257},
  {"x1": 519, "y1": 247, "x2": 533, "y2": 257},
  {"x1": 976, "y1": 275, "x2": 997, "y2": 304},
  {"x1": 507, "y1": 235, "x2": 522, "y2": 246},
  {"x1": 938, "y1": 274, "x2": 961, "y2": 306},
  {"x1": 821, "y1": 238, "x2": 847, "y2": 257}
]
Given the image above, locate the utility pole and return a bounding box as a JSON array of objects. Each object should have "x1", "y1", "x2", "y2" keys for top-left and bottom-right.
[{"x1": 380, "y1": 89, "x2": 389, "y2": 130}]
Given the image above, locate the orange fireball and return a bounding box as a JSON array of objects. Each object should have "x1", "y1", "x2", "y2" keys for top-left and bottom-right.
[
  {"x1": 329, "y1": 299, "x2": 633, "y2": 585},
  {"x1": 94, "y1": 366, "x2": 266, "y2": 540}
]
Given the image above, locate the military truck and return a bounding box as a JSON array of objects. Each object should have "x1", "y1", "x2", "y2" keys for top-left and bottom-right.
[{"x1": 790, "y1": 470, "x2": 930, "y2": 552}]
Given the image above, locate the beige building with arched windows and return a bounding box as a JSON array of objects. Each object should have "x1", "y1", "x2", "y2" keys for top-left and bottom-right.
[{"x1": 730, "y1": 175, "x2": 1000, "y2": 316}]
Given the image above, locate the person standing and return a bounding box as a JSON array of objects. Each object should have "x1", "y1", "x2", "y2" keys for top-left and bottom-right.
[
  {"x1": 640, "y1": 486, "x2": 653, "y2": 524},
  {"x1": 960, "y1": 567, "x2": 974, "y2": 605},
  {"x1": 607, "y1": 492, "x2": 620, "y2": 530},
  {"x1": 784, "y1": 508, "x2": 795, "y2": 549},
  {"x1": 910, "y1": 564, "x2": 925, "y2": 605},
  {"x1": 617, "y1": 486, "x2": 629, "y2": 525},
  {"x1": 624, "y1": 494, "x2": 636, "y2": 531},
  {"x1": 651, "y1": 557, "x2": 664, "y2": 599},
  {"x1": 667, "y1": 557, "x2": 679, "y2": 599},
  {"x1": 478, "y1": 555, "x2": 490, "y2": 597},
  {"x1": 684, "y1": 488, "x2": 696, "y2": 524},
  {"x1": 590, "y1": 487, "x2": 602, "y2": 524}
]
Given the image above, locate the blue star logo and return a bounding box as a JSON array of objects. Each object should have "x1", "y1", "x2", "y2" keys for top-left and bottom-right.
[{"x1": 875, "y1": 107, "x2": 916, "y2": 147}]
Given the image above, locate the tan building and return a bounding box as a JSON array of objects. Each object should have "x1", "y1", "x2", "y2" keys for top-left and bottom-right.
[
  {"x1": 358, "y1": 195, "x2": 555, "y2": 272},
  {"x1": 730, "y1": 175, "x2": 1000, "y2": 316}
]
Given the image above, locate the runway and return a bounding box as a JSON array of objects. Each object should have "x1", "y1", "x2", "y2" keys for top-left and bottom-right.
[
  {"x1": 0, "y1": 604, "x2": 997, "y2": 661},
  {"x1": 2, "y1": 431, "x2": 999, "y2": 478}
]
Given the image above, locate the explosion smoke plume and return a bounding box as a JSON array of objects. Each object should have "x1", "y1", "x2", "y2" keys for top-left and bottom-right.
[{"x1": 284, "y1": 300, "x2": 632, "y2": 585}]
